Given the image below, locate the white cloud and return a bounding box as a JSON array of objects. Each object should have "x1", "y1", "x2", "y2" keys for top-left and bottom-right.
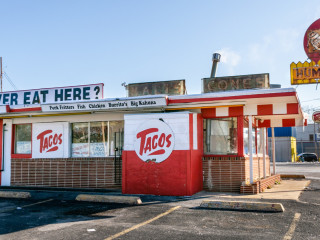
[{"x1": 217, "y1": 48, "x2": 241, "y2": 67}]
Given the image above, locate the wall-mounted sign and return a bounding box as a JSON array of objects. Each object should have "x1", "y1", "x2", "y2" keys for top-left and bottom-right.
[
  {"x1": 128, "y1": 80, "x2": 186, "y2": 97},
  {"x1": 32, "y1": 122, "x2": 69, "y2": 158},
  {"x1": 0, "y1": 83, "x2": 103, "y2": 106},
  {"x1": 312, "y1": 111, "x2": 320, "y2": 123},
  {"x1": 134, "y1": 119, "x2": 174, "y2": 163},
  {"x1": 290, "y1": 61, "x2": 320, "y2": 85},
  {"x1": 41, "y1": 96, "x2": 167, "y2": 112},
  {"x1": 304, "y1": 18, "x2": 320, "y2": 63},
  {"x1": 202, "y1": 73, "x2": 269, "y2": 93}
]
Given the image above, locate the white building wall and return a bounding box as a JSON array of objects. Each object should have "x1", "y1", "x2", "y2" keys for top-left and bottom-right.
[{"x1": 1, "y1": 119, "x2": 13, "y2": 186}]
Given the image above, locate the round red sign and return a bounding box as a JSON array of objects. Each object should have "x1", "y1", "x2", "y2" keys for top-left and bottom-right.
[
  {"x1": 134, "y1": 119, "x2": 174, "y2": 163},
  {"x1": 312, "y1": 111, "x2": 320, "y2": 123},
  {"x1": 304, "y1": 18, "x2": 320, "y2": 63}
]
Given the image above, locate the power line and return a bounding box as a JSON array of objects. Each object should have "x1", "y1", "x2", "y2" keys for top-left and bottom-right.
[
  {"x1": 301, "y1": 98, "x2": 320, "y2": 103},
  {"x1": 3, "y1": 72, "x2": 18, "y2": 90}
]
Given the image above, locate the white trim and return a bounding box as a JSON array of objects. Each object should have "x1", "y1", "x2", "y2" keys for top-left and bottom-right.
[
  {"x1": 169, "y1": 87, "x2": 296, "y2": 101},
  {"x1": 216, "y1": 107, "x2": 228, "y2": 117},
  {"x1": 193, "y1": 114, "x2": 198, "y2": 150},
  {"x1": 244, "y1": 104, "x2": 258, "y2": 116},
  {"x1": 273, "y1": 102, "x2": 287, "y2": 114}
]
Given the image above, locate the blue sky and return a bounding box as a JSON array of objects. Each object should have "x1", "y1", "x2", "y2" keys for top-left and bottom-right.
[{"x1": 1, "y1": 0, "x2": 320, "y2": 112}]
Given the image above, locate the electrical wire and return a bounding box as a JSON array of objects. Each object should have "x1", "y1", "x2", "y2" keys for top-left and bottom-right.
[
  {"x1": 3, "y1": 72, "x2": 18, "y2": 90},
  {"x1": 301, "y1": 98, "x2": 320, "y2": 103}
]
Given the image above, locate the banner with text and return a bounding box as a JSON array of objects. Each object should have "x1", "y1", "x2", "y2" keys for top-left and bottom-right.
[
  {"x1": 0, "y1": 83, "x2": 103, "y2": 106},
  {"x1": 41, "y1": 97, "x2": 167, "y2": 112}
]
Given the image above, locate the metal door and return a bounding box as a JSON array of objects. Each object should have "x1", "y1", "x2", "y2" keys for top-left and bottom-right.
[{"x1": 114, "y1": 129, "x2": 123, "y2": 184}]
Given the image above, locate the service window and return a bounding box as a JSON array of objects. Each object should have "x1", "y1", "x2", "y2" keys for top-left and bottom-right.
[
  {"x1": 14, "y1": 124, "x2": 32, "y2": 154},
  {"x1": 89, "y1": 122, "x2": 108, "y2": 157},
  {"x1": 205, "y1": 117, "x2": 238, "y2": 155},
  {"x1": 71, "y1": 121, "x2": 123, "y2": 157}
]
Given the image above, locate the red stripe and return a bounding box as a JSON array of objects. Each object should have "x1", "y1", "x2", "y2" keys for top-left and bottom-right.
[
  {"x1": 168, "y1": 92, "x2": 296, "y2": 104},
  {"x1": 9, "y1": 107, "x2": 42, "y2": 113},
  {"x1": 201, "y1": 108, "x2": 216, "y2": 118},
  {"x1": 282, "y1": 119, "x2": 295, "y2": 127},
  {"x1": 257, "y1": 119, "x2": 271, "y2": 128},
  {"x1": 229, "y1": 106, "x2": 243, "y2": 116},
  {"x1": 287, "y1": 103, "x2": 299, "y2": 114},
  {"x1": 257, "y1": 104, "x2": 273, "y2": 115}
]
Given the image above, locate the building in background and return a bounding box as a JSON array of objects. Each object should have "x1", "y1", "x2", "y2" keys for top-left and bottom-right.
[{"x1": 267, "y1": 127, "x2": 297, "y2": 162}]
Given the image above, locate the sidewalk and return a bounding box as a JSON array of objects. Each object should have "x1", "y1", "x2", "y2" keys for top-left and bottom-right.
[
  {"x1": 192, "y1": 179, "x2": 310, "y2": 201},
  {"x1": 0, "y1": 179, "x2": 310, "y2": 204}
]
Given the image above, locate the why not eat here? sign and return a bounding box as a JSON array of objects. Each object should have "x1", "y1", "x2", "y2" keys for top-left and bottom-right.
[{"x1": 0, "y1": 83, "x2": 103, "y2": 106}]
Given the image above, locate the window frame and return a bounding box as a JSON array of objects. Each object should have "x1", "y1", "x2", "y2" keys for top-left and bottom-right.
[
  {"x1": 204, "y1": 116, "x2": 243, "y2": 157},
  {"x1": 71, "y1": 120, "x2": 124, "y2": 158},
  {"x1": 11, "y1": 123, "x2": 32, "y2": 159}
]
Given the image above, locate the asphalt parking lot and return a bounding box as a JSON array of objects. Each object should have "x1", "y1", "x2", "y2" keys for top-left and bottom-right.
[{"x1": 0, "y1": 163, "x2": 319, "y2": 240}]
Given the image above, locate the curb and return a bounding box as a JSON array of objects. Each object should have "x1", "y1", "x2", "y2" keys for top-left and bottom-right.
[
  {"x1": 200, "y1": 200, "x2": 285, "y2": 212},
  {"x1": 281, "y1": 174, "x2": 305, "y2": 179},
  {"x1": 75, "y1": 194, "x2": 142, "y2": 205},
  {"x1": 0, "y1": 191, "x2": 31, "y2": 199}
]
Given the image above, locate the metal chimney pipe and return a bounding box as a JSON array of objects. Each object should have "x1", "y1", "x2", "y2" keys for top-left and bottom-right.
[{"x1": 210, "y1": 53, "x2": 221, "y2": 78}]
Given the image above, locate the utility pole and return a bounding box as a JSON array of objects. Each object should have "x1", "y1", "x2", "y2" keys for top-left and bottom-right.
[{"x1": 0, "y1": 57, "x2": 2, "y2": 92}]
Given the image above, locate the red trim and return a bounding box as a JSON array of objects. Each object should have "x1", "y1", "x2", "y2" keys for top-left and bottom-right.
[
  {"x1": 238, "y1": 116, "x2": 244, "y2": 156},
  {"x1": 8, "y1": 107, "x2": 42, "y2": 113},
  {"x1": 11, "y1": 123, "x2": 32, "y2": 158},
  {"x1": 257, "y1": 119, "x2": 271, "y2": 128},
  {"x1": 287, "y1": 103, "x2": 299, "y2": 114},
  {"x1": 257, "y1": 104, "x2": 273, "y2": 115},
  {"x1": 229, "y1": 106, "x2": 243, "y2": 116},
  {"x1": 201, "y1": 108, "x2": 216, "y2": 118},
  {"x1": 282, "y1": 119, "x2": 296, "y2": 127},
  {"x1": 168, "y1": 92, "x2": 296, "y2": 104},
  {"x1": 11, "y1": 154, "x2": 32, "y2": 159}
]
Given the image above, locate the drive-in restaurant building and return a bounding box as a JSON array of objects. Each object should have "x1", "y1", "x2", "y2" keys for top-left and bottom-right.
[{"x1": 0, "y1": 72, "x2": 306, "y2": 195}]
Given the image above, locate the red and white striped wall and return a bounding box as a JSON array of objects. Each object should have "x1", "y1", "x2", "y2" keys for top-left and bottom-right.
[{"x1": 168, "y1": 88, "x2": 307, "y2": 128}]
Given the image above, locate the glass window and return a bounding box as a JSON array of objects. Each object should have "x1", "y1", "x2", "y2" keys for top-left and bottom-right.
[
  {"x1": 14, "y1": 124, "x2": 32, "y2": 154},
  {"x1": 90, "y1": 122, "x2": 108, "y2": 157},
  {"x1": 72, "y1": 123, "x2": 89, "y2": 157},
  {"x1": 205, "y1": 117, "x2": 237, "y2": 155},
  {"x1": 71, "y1": 121, "x2": 123, "y2": 157},
  {"x1": 109, "y1": 121, "x2": 124, "y2": 156}
]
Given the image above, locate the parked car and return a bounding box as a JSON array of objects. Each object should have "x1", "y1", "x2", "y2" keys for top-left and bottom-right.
[{"x1": 297, "y1": 153, "x2": 318, "y2": 162}]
